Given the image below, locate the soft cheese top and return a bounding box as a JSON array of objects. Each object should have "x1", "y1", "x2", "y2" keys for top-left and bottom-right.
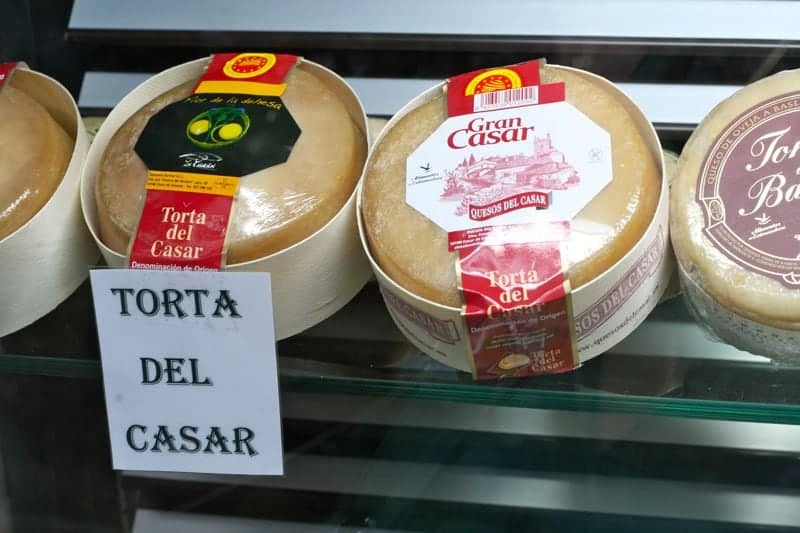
[
  {"x1": 0, "y1": 85, "x2": 73, "y2": 240},
  {"x1": 362, "y1": 65, "x2": 661, "y2": 308},
  {"x1": 96, "y1": 62, "x2": 367, "y2": 264}
]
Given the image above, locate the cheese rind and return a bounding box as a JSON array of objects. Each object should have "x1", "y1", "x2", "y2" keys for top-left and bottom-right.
[
  {"x1": 367, "y1": 117, "x2": 389, "y2": 147},
  {"x1": 660, "y1": 149, "x2": 682, "y2": 301},
  {"x1": 96, "y1": 62, "x2": 367, "y2": 264},
  {"x1": 362, "y1": 66, "x2": 661, "y2": 308},
  {"x1": 0, "y1": 86, "x2": 73, "y2": 240},
  {"x1": 671, "y1": 69, "x2": 800, "y2": 330},
  {"x1": 663, "y1": 149, "x2": 679, "y2": 185}
]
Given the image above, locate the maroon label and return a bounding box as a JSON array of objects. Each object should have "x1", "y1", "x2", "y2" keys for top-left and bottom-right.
[
  {"x1": 456, "y1": 222, "x2": 578, "y2": 379},
  {"x1": 697, "y1": 92, "x2": 800, "y2": 287},
  {"x1": 446, "y1": 60, "x2": 564, "y2": 117}
]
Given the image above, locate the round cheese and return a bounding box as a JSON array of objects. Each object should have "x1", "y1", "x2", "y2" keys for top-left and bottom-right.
[
  {"x1": 660, "y1": 149, "x2": 682, "y2": 301},
  {"x1": 663, "y1": 149, "x2": 679, "y2": 184},
  {"x1": 367, "y1": 117, "x2": 389, "y2": 147},
  {"x1": 0, "y1": 86, "x2": 73, "y2": 240},
  {"x1": 362, "y1": 66, "x2": 661, "y2": 308},
  {"x1": 672, "y1": 69, "x2": 800, "y2": 333},
  {"x1": 96, "y1": 62, "x2": 366, "y2": 264}
]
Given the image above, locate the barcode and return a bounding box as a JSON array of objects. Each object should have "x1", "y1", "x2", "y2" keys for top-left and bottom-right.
[{"x1": 473, "y1": 86, "x2": 539, "y2": 112}]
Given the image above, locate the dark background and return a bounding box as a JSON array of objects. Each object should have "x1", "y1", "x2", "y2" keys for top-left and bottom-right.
[{"x1": 5, "y1": 0, "x2": 799, "y2": 107}]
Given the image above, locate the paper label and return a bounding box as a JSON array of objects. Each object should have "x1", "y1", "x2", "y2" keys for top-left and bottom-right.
[
  {"x1": 446, "y1": 61, "x2": 564, "y2": 116},
  {"x1": 697, "y1": 92, "x2": 800, "y2": 287},
  {"x1": 407, "y1": 81, "x2": 610, "y2": 233},
  {"x1": 455, "y1": 222, "x2": 578, "y2": 379},
  {"x1": 404, "y1": 59, "x2": 609, "y2": 378},
  {"x1": 0, "y1": 62, "x2": 18, "y2": 90},
  {"x1": 128, "y1": 53, "x2": 300, "y2": 270},
  {"x1": 90, "y1": 269, "x2": 283, "y2": 475}
]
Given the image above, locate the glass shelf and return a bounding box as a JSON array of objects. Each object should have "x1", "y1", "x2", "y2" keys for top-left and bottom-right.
[{"x1": 3, "y1": 282, "x2": 800, "y2": 426}]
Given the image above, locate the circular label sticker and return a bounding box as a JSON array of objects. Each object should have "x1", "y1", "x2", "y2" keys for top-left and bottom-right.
[
  {"x1": 465, "y1": 68, "x2": 522, "y2": 95},
  {"x1": 223, "y1": 53, "x2": 276, "y2": 79},
  {"x1": 697, "y1": 92, "x2": 800, "y2": 287}
]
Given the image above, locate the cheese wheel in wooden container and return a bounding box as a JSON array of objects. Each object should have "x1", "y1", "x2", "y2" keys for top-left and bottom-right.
[
  {"x1": 0, "y1": 65, "x2": 96, "y2": 336},
  {"x1": 81, "y1": 57, "x2": 371, "y2": 339},
  {"x1": 671, "y1": 69, "x2": 800, "y2": 361},
  {"x1": 358, "y1": 64, "x2": 671, "y2": 372}
]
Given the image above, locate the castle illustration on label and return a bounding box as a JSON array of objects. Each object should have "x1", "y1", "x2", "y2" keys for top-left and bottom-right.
[{"x1": 441, "y1": 133, "x2": 580, "y2": 217}]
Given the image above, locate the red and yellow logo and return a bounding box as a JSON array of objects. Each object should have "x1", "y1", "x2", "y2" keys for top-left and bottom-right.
[
  {"x1": 465, "y1": 68, "x2": 522, "y2": 95},
  {"x1": 223, "y1": 53, "x2": 277, "y2": 79}
]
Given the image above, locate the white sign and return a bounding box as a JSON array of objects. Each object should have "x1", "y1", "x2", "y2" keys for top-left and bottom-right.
[
  {"x1": 406, "y1": 101, "x2": 611, "y2": 232},
  {"x1": 90, "y1": 269, "x2": 283, "y2": 475}
]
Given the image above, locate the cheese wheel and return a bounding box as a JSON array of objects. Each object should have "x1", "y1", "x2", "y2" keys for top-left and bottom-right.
[
  {"x1": 0, "y1": 86, "x2": 73, "y2": 240},
  {"x1": 663, "y1": 149, "x2": 679, "y2": 185},
  {"x1": 660, "y1": 149, "x2": 682, "y2": 301},
  {"x1": 672, "y1": 69, "x2": 800, "y2": 331},
  {"x1": 83, "y1": 116, "x2": 105, "y2": 141},
  {"x1": 96, "y1": 63, "x2": 366, "y2": 264},
  {"x1": 362, "y1": 66, "x2": 661, "y2": 308},
  {"x1": 367, "y1": 117, "x2": 389, "y2": 147}
]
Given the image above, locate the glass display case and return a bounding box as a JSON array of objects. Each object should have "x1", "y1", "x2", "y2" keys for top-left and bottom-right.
[{"x1": 4, "y1": 1, "x2": 800, "y2": 531}]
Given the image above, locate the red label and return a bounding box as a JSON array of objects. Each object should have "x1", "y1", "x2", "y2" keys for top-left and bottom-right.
[
  {"x1": 128, "y1": 188, "x2": 235, "y2": 271},
  {"x1": 447, "y1": 59, "x2": 565, "y2": 117},
  {"x1": 128, "y1": 53, "x2": 298, "y2": 271},
  {"x1": 193, "y1": 53, "x2": 299, "y2": 95},
  {"x1": 697, "y1": 92, "x2": 800, "y2": 287},
  {"x1": 0, "y1": 62, "x2": 18, "y2": 90},
  {"x1": 440, "y1": 60, "x2": 579, "y2": 379},
  {"x1": 467, "y1": 191, "x2": 550, "y2": 222},
  {"x1": 453, "y1": 222, "x2": 578, "y2": 379}
]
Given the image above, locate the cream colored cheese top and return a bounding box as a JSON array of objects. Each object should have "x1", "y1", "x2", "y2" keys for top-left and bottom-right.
[
  {"x1": 96, "y1": 62, "x2": 366, "y2": 264},
  {"x1": 363, "y1": 66, "x2": 661, "y2": 308},
  {"x1": 671, "y1": 69, "x2": 800, "y2": 328},
  {"x1": 0, "y1": 86, "x2": 72, "y2": 240}
]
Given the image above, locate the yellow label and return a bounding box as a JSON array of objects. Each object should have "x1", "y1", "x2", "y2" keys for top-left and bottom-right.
[
  {"x1": 223, "y1": 53, "x2": 277, "y2": 78},
  {"x1": 146, "y1": 170, "x2": 239, "y2": 197},
  {"x1": 194, "y1": 80, "x2": 287, "y2": 96},
  {"x1": 465, "y1": 68, "x2": 523, "y2": 95}
]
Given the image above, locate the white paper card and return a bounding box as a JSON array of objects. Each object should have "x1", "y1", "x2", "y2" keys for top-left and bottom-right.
[
  {"x1": 406, "y1": 101, "x2": 611, "y2": 232},
  {"x1": 90, "y1": 269, "x2": 283, "y2": 475}
]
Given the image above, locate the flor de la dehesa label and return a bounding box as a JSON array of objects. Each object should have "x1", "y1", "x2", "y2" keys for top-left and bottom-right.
[{"x1": 90, "y1": 269, "x2": 283, "y2": 476}]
